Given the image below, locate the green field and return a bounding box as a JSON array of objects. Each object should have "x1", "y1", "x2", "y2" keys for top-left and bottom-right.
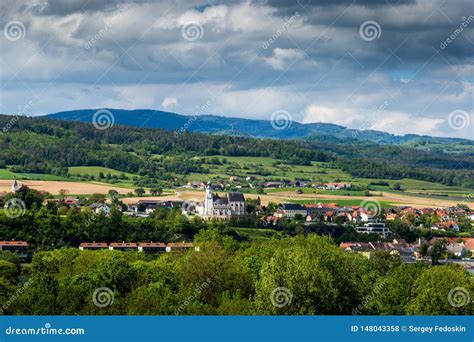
[
  {"x1": 186, "y1": 155, "x2": 353, "y2": 183},
  {"x1": 182, "y1": 155, "x2": 471, "y2": 200},
  {"x1": 290, "y1": 198, "x2": 394, "y2": 208},
  {"x1": 403, "y1": 140, "x2": 474, "y2": 154},
  {"x1": 68, "y1": 166, "x2": 136, "y2": 179},
  {"x1": 265, "y1": 187, "x2": 369, "y2": 196},
  {"x1": 0, "y1": 169, "x2": 71, "y2": 181},
  {"x1": 364, "y1": 178, "x2": 472, "y2": 198},
  {"x1": 1, "y1": 153, "x2": 471, "y2": 203}
]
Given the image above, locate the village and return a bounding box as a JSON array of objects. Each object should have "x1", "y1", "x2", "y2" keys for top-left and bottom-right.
[
  {"x1": 183, "y1": 177, "x2": 352, "y2": 191},
  {"x1": 1, "y1": 180, "x2": 473, "y2": 265}
]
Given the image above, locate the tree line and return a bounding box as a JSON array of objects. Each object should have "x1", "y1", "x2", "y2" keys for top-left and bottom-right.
[{"x1": 0, "y1": 233, "x2": 472, "y2": 315}]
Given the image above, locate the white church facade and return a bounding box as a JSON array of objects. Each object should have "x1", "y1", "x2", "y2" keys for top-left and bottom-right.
[{"x1": 196, "y1": 182, "x2": 246, "y2": 219}]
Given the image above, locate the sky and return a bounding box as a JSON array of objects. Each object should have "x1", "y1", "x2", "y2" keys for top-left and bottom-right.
[{"x1": 0, "y1": 0, "x2": 473, "y2": 138}]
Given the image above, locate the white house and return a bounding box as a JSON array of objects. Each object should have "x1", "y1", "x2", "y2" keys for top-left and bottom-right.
[
  {"x1": 90, "y1": 203, "x2": 110, "y2": 215},
  {"x1": 275, "y1": 203, "x2": 307, "y2": 218}
]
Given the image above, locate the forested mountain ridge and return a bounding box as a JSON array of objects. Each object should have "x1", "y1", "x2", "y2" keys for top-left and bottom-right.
[
  {"x1": 0, "y1": 114, "x2": 473, "y2": 188},
  {"x1": 45, "y1": 108, "x2": 473, "y2": 147}
]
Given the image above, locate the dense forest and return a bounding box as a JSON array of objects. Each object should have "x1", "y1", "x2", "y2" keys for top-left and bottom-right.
[
  {"x1": 0, "y1": 114, "x2": 473, "y2": 188},
  {"x1": 1, "y1": 233, "x2": 472, "y2": 315}
]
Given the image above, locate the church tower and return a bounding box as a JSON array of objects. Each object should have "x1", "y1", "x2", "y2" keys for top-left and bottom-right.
[
  {"x1": 11, "y1": 178, "x2": 20, "y2": 193},
  {"x1": 204, "y1": 181, "x2": 214, "y2": 216}
]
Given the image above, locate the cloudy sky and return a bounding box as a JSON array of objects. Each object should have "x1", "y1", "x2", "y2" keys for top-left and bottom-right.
[{"x1": 0, "y1": 0, "x2": 472, "y2": 138}]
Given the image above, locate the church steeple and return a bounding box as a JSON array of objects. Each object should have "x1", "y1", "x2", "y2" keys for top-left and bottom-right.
[
  {"x1": 12, "y1": 178, "x2": 20, "y2": 193},
  {"x1": 204, "y1": 181, "x2": 213, "y2": 216}
]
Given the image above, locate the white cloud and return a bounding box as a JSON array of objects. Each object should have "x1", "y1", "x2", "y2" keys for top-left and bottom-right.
[
  {"x1": 302, "y1": 105, "x2": 361, "y2": 127},
  {"x1": 161, "y1": 96, "x2": 178, "y2": 108},
  {"x1": 371, "y1": 111, "x2": 444, "y2": 136},
  {"x1": 264, "y1": 48, "x2": 306, "y2": 70},
  {"x1": 302, "y1": 105, "x2": 445, "y2": 136}
]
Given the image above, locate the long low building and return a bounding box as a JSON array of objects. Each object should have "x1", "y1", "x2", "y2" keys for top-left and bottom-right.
[
  {"x1": 0, "y1": 240, "x2": 29, "y2": 259},
  {"x1": 355, "y1": 222, "x2": 391, "y2": 237},
  {"x1": 109, "y1": 242, "x2": 138, "y2": 251},
  {"x1": 78, "y1": 242, "x2": 198, "y2": 253},
  {"x1": 79, "y1": 242, "x2": 108, "y2": 250},
  {"x1": 138, "y1": 242, "x2": 166, "y2": 254}
]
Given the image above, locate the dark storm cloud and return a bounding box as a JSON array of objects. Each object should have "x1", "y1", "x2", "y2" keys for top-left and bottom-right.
[
  {"x1": 28, "y1": 0, "x2": 126, "y2": 15},
  {"x1": 265, "y1": 0, "x2": 415, "y2": 7},
  {"x1": 262, "y1": 0, "x2": 416, "y2": 14},
  {"x1": 27, "y1": 0, "x2": 202, "y2": 16},
  {"x1": 292, "y1": 0, "x2": 473, "y2": 63}
]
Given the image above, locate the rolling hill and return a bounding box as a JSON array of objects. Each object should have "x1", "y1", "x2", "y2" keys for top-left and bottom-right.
[
  {"x1": 44, "y1": 108, "x2": 472, "y2": 147},
  {"x1": 0, "y1": 113, "x2": 473, "y2": 190}
]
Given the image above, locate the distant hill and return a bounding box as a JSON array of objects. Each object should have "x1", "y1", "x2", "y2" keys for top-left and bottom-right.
[
  {"x1": 45, "y1": 108, "x2": 471, "y2": 146},
  {"x1": 1, "y1": 113, "x2": 472, "y2": 189}
]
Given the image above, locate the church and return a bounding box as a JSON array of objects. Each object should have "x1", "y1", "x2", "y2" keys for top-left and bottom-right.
[
  {"x1": 11, "y1": 179, "x2": 21, "y2": 193},
  {"x1": 196, "y1": 182, "x2": 246, "y2": 219}
]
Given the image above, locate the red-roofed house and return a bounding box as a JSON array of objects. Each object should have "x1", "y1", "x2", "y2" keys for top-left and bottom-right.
[
  {"x1": 433, "y1": 221, "x2": 459, "y2": 231},
  {"x1": 138, "y1": 242, "x2": 166, "y2": 254},
  {"x1": 79, "y1": 242, "x2": 108, "y2": 251},
  {"x1": 109, "y1": 242, "x2": 138, "y2": 251},
  {"x1": 0, "y1": 241, "x2": 29, "y2": 258}
]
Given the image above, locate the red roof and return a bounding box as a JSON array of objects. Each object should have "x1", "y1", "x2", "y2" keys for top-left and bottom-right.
[
  {"x1": 110, "y1": 242, "x2": 137, "y2": 248},
  {"x1": 304, "y1": 203, "x2": 321, "y2": 208},
  {"x1": 80, "y1": 242, "x2": 107, "y2": 248},
  {"x1": 464, "y1": 238, "x2": 474, "y2": 250},
  {"x1": 432, "y1": 238, "x2": 474, "y2": 250},
  {"x1": 0, "y1": 241, "x2": 28, "y2": 246},
  {"x1": 139, "y1": 242, "x2": 166, "y2": 247},
  {"x1": 265, "y1": 215, "x2": 279, "y2": 222}
]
